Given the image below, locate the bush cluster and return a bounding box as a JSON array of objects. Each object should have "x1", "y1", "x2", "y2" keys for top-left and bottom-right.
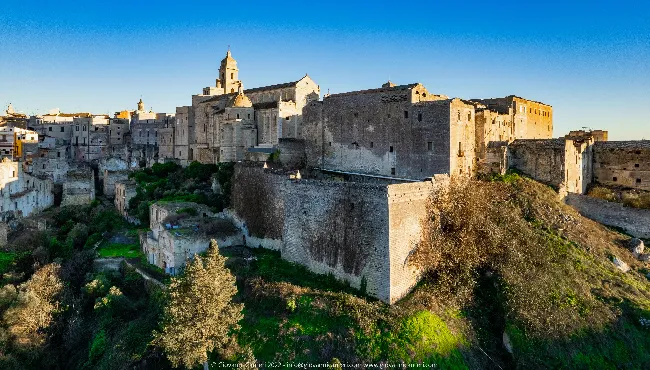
[{"x1": 128, "y1": 161, "x2": 234, "y2": 224}]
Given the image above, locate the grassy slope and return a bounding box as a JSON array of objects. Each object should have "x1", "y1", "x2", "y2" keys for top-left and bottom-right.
[{"x1": 216, "y1": 175, "x2": 650, "y2": 369}]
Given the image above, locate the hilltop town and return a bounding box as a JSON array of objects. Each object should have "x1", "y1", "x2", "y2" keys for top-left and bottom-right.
[
  {"x1": 0, "y1": 49, "x2": 648, "y2": 302},
  {"x1": 1, "y1": 49, "x2": 650, "y2": 369}
]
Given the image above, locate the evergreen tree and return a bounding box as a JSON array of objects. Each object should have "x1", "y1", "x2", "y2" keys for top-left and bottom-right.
[{"x1": 154, "y1": 240, "x2": 243, "y2": 369}]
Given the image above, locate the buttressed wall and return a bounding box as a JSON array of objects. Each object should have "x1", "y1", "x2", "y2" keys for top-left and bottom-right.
[{"x1": 231, "y1": 163, "x2": 446, "y2": 303}]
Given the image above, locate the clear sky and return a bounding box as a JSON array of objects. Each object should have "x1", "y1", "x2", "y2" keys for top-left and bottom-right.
[{"x1": 1, "y1": 0, "x2": 648, "y2": 140}]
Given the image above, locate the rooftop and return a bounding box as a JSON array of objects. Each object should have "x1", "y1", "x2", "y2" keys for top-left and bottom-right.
[
  {"x1": 327, "y1": 83, "x2": 419, "y2": 98},
  {"x1": 594, "y1": 140, "x2": 650, "y2": 150}
]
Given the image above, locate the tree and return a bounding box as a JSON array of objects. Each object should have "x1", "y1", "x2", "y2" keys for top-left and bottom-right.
[
  {"x1": 154, "y1": 240, "x2": 243, "y2": 369},
  {"x1": 2, "y1": 263, "x2": 63, "y2": 348}
]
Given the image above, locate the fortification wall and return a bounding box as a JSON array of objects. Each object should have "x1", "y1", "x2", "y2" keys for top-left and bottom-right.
[
  {"x1": 231, "y1": 165, "x2": 286, "y2": 242},
  {"x1": 508, "y1": 139, "x2": 565, "y2": 188},
  {"x1": 230, "y1": 163, "x2": 439, "y2": 303},
  {"x1": 593, "y1": 141, "x2": 650, "y2": 191},
  {"x1": 283, "y1": 179, "x2": 391, "y2": 301},
  {"x1": 387, "y1": 178, "x2": 446, "y2": 303},
  {"x1": 565, "y1": 193, "x2": 650, "y2": 239},
  {"x1": 277, "y1": 138, "x2": 306, "y2": 168}
]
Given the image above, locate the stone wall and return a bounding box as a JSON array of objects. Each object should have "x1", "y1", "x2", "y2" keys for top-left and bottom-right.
[
  {"x1": 593, "y1": 141, "x2": 650, "y2": 191},
  {"x1": 114, "y1": 180, "x2": 137, "y2": 218},
  {"x1": 507, "y1": 139, "x2": 566, "y2": 188},
  {"x1": 277, "y1": 138, "x2": 306, "y2": 168},
  {"x1": 231, "y1": 165, "x2": 286, "y2": 241},
  {"x1": 61, "y1": 167, "x2": 95, "y2": 206},
  {"x1": 230, "y1": 163, "x2": 445, "y2": 303},
  {"x1": 387, "y1": 179, "x2": 445, "y2": 303},
  {"x1": 103, "y1": 169, "x2": 129, "y2": 198},
  {"x1": 142, "y1": 202, "x2": 242, "y2": 274},
  {"x1": 565, "y1": 193, "x2": 650, "y2": 239},
  {"x1": 283, "y1": 179, "x2": 391, "y2": 300}
]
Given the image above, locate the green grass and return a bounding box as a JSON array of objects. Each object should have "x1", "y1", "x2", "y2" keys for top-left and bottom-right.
[
  {"x1": 97, "y1": 243, "x2": 142, "y2": 258},
  {"x1": 216, "y1": 247, "x2": 470, "y2": 368}
]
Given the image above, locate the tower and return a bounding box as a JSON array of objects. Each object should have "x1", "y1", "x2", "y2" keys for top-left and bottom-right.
[{"x1": 217, "y1": 49, "x2": 241, "y2": 94}]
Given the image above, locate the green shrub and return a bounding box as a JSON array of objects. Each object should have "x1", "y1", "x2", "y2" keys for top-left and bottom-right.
[
  {"x1": 176, "y1": 207, "x2": 197, "y2": 216},
  {"x1": 88, "y1": 330, "x2": 107, "y2": 363},
  {"x1": 0, "y1": 251, "x2": 16, "y2": 275}
]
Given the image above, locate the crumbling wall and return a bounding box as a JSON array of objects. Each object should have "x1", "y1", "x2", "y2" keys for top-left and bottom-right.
[
  {"x1": 61, "y1": 167, "x2": 95, "y2": 206},
  {"x1": 103, "y1": 169, "x2": 129, "y2": 198},
  {"x1": 593, "y1": 141, "x2": 650, "y2": 191}
]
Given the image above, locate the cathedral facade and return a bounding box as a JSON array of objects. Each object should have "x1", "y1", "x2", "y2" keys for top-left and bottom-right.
[{"x1": 165, "y1": 49, "x2": 320, "y2": 164}]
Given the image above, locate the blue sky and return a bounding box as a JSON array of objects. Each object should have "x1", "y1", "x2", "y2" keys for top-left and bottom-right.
[{"x1": 1, "y1": 1, "x2": 648, "y2": 140}]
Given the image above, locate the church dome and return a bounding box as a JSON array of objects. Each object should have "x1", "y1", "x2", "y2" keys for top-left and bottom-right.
[{"x1": 228, "y1": 92, "x2": 252, "y2": 108}]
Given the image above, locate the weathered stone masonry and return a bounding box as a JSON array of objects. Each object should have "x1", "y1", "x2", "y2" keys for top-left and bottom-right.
[{"x1": 232, "y1": 164, "x2": 446, "y2": 303}]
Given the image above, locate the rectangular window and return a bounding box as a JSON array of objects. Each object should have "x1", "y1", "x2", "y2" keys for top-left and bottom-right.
[
  {"x1": 60, "y1": 127, "x2": 64, "y2": 132},
  {"x1": 370, "y1": 142, "x2": 374, "y2": 148},
  {"x1": 391, "y1": 168, "x2": 396, "y2": 175},
  {"x1": 389, "y1": 146, "x2": 394, "y2": 153},
  {"x1": 76, "y1": 125, "x2": 79, "y2": 131},
  {"x1": 635, "y1": 164, "x2": 640, "y2": 168},
  {"x1": 613, "y1": 177, "x2": 617, "y2": 182},
  {"x1": 427, "y1": 142, "x2": 433, "y2": 151},
  {"x1": 48, "y1": 127, "x2": 52, "y2": 132},
  {"x1": 404, "y1": 111, "x2": 408, "y2": 119},
  {"x1": 637, "y1": 179, "x2": 642, "y2": 183},
  {"x1": 418, "y1": 113, "x2": 422, "y2": 122}
]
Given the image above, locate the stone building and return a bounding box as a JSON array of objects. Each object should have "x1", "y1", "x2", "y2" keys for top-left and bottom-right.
[
  {"x1": 71, "y1": 116, "x2": 110, "y2": 162},
  {"x1": 302, "y1": 82, "x2": 474, "y2": 179},
  {"x1": 163, "y1": 49, "x2": 320, "y2": 164},
  {"x1": 61, "y1": 166, "x2": 95, "y2": 206},
  {"x1": 471, "y1": 95, "x2": 553, "y2": 163},
  {"x1": 29, "y1": 146, "x2": 71, "y2": 183},
  {"x1": 0, "y1": 103, "x2": 28, "y2": 128},
  {"x1": 114, "y1": 179, "x2": 137, "y2": 218},
  {"x1": 0, "y1": 127, "x2": 38, "y2": 158},
  {"x1": 141, "y1": 202, "x2": 241, "y2": 275},
  {"x1": 593, "y1": 141, "x2": 650, "y2": 191},
  {"x1": 229, "y1": 163, "x2": 449, "y2": 303},
  {"x1": 0, "y1": 158, "x2": 54, "y2": 220}
]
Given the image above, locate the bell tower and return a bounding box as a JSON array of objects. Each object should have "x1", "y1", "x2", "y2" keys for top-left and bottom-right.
[{"x1": 217, "y1": 48, "x2": 241, "y2": 94}]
